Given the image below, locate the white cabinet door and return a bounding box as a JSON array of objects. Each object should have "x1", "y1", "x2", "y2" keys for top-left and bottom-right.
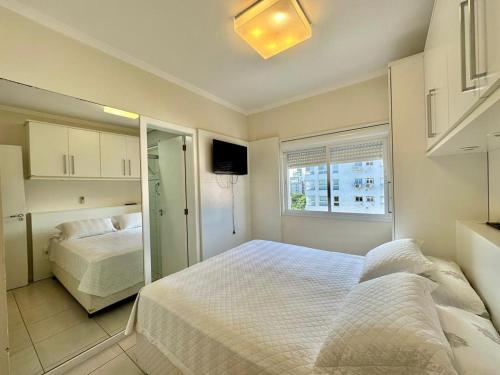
[
  {"x1": 100, "y1": 133, "x2": 127, "y2": 178},
  {"x1": 3, "y1": 217, "x2": 28, "y2": 290},
  {"x1": 448, "y1": 0, "x2": 481, "y2": 126},
  {"x1": 29, "y1": 122, "x2": 69, "y2": 177},
  {"x1": 126, "y1": 136, "x2": 140, "y2": 178},
  {"x1": 475, "y1": 0, "x2": 500, "y2": 97},
  {"x1": 68, "y1": 128, "x2": 101, "y2": 178}
]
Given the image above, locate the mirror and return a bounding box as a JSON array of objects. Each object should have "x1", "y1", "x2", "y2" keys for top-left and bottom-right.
[
  {"x1": 0, "y1": 79, "x2": 143, "y2": 373},
  {"x1": 144, "y1": 121, "x2": 197, "y2": 283}
]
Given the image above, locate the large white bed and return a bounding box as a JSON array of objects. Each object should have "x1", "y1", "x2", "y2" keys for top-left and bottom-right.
[
  {"x1": 127, "y1": 240, "x2": 364, "y2": 374},
  {"x1": 50, "y1": 227, "x2": 144, "y2": 314},
  {"x1": 127, "y1": 236, "x2": 500, "y2": 375}
]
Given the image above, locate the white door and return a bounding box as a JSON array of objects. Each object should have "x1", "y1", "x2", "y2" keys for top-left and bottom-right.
[
  {"x1": 68, "y1": 128, "x2": 101, "y2": 178},
  {"x1": 424, "y1": 0, "x2": 450, "y2": 150},
  {"x1": 126, "y1": 136, "x2": 141, "y2": 178},
  {"x1": 0, "y1": 146, "x2": 28, "y2": 290},
  {"x1": 448, "y1": 0, "x2": 481, "y2": 126},
  {"x1": 475, "y1": 0, "x2": 500, "y2": 97},
  {"x1": 100, "y1": 133, "x2": 127, "y2": 178},
  {"x1": 29, "y1": 122, "x2": 69, "y2": 177},
  {"x1": 158, "y1": 136, "x2": 188, "y2": 276}
]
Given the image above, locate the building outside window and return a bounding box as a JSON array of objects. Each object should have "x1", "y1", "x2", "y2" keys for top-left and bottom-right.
[{"x1": 283, "y1": 126, "x2": 390, "y2": 217}]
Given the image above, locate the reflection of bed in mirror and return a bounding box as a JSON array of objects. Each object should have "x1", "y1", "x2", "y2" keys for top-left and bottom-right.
[{"x1": 30, "y1": 205, "x2": 144, "y2": 315}]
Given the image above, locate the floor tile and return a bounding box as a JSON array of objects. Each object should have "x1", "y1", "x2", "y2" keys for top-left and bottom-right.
[
  {"x1": 9, "y1": 321, "x2": 32, "y2": 353},
  {"x1": 118, "y1": 333, "x2": 136, "y2": 351},
  {"x1": 27, "y1": 306, "x2": 89, "y2": 343},
  {"x1": 34, "y1": 319, "x2": 109, "y2": 371},
  {"x1": 91, "y1": 353, "x2": 143, "y2": 375},
  {"x1": 126, "y1": 345, "x2": 138, "y2": 365},
  {"x1": 64, "y1": 345, "x2": 123, "y2": 375},
  {"x1": 94, "y1": 301, "x2": 134, "y2": 336},
  {"x1": 9, "y1": 345, "x2": 43, "y2": 375}
]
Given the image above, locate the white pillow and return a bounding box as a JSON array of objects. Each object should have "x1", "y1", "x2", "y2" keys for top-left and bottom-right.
[
  {"x1": 113, "y1": 212, "x2": 142, "y2": 230},
  {"x1": 56, "y1": 218, "x2": 116, "y2": 240},
  {"x1": 359, "y1": 238, "x2": 434, "y2": 282},
  {"x1": 422, "y1": 257, "x2": 488, "y2": 317},
  {"x1": 315, "y1": 273, "x2": 457, "y2": 375},
  {"x1": 437, "y1": 305, "x2": 500, "y2": 375}
]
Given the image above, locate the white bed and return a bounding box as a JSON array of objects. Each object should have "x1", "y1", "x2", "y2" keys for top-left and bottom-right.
[
  {"x1": 127, "y1": 240, "x2": 364, "y2": 375},
  {"x1": 50, "y1": 227, "x2": 144, "y2": 314}
]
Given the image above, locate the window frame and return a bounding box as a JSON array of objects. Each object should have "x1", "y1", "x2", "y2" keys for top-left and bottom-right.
[{"x1": 280, "y1": 124, "x2": 392, "y2": 222}]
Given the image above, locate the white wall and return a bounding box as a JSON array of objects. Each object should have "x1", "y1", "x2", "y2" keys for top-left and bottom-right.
[
  {"x1": 0, "y1": 7, "x2": 247, "y2": 140},
  {"x1": 247, "y1": 76, "x2": 393, "y2": 254},
  {"x1": 390, "y1": 54, "x2": 488, "y2": 260},
  {"x1": 489, "y1": 149, "x2": 500, "y2": 221},
  {"x1": 198, "y1": 130, "x2": 251, "y2": 259},
  {"x1": 249, "y1": 138, "x2": 282, "y2": 242}
]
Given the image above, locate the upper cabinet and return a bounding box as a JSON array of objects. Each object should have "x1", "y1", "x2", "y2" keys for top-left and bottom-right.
[
  {"x1": 100, "y1": 133, "x2": 140, "y2": 178},
  {"x1": 27, "y1": 121, "x2": 140, "y2": 179},
  {"x1": 424, "y1": 0, "x2": 500, "y2": 153}
]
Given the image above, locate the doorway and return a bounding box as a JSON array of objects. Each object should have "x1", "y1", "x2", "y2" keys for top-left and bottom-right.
[{"x1": 140, "y1": 117, "x2": 199, "y2": 284}]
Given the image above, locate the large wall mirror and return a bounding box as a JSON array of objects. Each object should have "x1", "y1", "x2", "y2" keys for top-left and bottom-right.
[{"x1": 0, "y1": 79, "x2": 144, "y2": 374}]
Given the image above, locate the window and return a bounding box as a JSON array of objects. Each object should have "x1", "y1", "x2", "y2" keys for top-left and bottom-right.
[
  {"x1": 332, "y1": 178, "x2": 340, "y2": 190},
  {"x1": 333, "y1": 196, "x2": 340, "y2": 207},
  {"x1": 283, "y1": 125, "x2": 390, "y2": 217}
]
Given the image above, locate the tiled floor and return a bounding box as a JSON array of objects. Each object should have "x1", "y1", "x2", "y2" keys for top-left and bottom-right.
[{"x1": 7, "y1": 279, "x2": 142, "y2": 375}]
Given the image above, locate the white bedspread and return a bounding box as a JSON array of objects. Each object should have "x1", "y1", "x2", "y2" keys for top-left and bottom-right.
[
  {"x1": 127, "y1": 240, "x2": 364, "y2": 375},
  {"x1": 49, "y1": 227, "x2": 144, "y2": 297}
]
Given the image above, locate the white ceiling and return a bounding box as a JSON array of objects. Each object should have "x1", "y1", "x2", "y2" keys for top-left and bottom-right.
[
  {"x1": 0, "y1": 79, "x2": 138, "y2": 128},
  {"x1": 4, "y1": 0, "x2": 434, "y2": 113}
]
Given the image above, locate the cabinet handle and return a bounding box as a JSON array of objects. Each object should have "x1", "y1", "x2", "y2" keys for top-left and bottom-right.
[
  {"x1": 468, "y1": 0, "x2": 487, "y2": 80},
  {"x1": 128, "y1": 159, "x2": 132, "y2": 176},
  {"x1": 426, "y1": 89, "x2": 437, "y2": 138},
  {"x1": 71, "y1": 155, "x2": 75, "y2": 175},
  {"x1": 63, "y1": 154, "x2": 68, "y2": 175},
  {"x1": 460, "y1": 1, "x2": 477, "y2": 92},
  {"x1": 122, "y1": 159, "x2": 126, "y2": 176}
]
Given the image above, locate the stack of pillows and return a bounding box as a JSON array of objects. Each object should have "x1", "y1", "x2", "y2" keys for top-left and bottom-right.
[
  {"x1": 56, "y1": 212, "x2": 142, "y2": 240},
  {"x1": 314, "y1": 239, "x2": 500, "y2": 375}
]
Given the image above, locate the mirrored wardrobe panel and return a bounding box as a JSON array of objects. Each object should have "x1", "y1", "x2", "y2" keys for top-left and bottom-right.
[{"x1": 0, "y1": 79, "x2": 144, "y2": 374}]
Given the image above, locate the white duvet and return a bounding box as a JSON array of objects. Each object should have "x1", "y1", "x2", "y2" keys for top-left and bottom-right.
[
  {"x1": 127, "y1": 240, "x2": 364, "y2": 375},
  {"x1": 49, "y1": 227, "x2": 144, "y2": 297}
]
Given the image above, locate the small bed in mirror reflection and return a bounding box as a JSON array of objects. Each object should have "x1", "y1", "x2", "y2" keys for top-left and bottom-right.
[{"x1": 30, "y1": 205, "x2": 144, "y2": 316}]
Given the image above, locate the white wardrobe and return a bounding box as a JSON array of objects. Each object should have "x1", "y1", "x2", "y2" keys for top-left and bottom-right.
[{"x1": 0, "y1": 145, "x2": 28, "y2": 289}]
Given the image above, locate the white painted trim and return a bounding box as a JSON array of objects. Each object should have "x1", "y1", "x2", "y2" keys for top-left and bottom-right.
[
  {"x1": 0, "y1": 0, "x2": 392, "y2": 116},
  {"x1": 247, "y1": 69, "x2": 388, "y2": 114},
  {"x1": 139, "y1": 116, "x2": 201, "y2": 285},
  {"x1": 43, "y1": 331, "x2": 126, "y2": 375},
  {"x1": 0, "y1": 0, "x2": 247, "y2": 115}
]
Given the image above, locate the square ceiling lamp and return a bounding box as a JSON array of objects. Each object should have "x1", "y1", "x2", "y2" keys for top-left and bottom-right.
[{"x1": 234, "y1": 0, "x2": 311, "y2": 59}]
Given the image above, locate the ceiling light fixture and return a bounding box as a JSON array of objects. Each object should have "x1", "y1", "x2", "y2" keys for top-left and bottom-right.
[
  {"x1": 103, "y1": 106, "x2": 139, "y2": 120},
  {"x1": 234, "y1": 0, "x2": 311, "y2": 59}
]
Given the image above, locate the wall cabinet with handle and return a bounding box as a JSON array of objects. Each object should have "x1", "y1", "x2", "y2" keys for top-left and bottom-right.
[
  {"x1": 28, "y1": 121, "x2": 140, "y2": 179},
  {"x1": 100, "y1": 133, "x2": 140, "y2": 178},
  {"x1": 424, "y1": 0, "x2": 500, "y2": 152}
]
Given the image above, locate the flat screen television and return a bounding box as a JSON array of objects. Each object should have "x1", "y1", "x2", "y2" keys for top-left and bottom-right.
[{"x1": 212, "y1": 139, "x2": 248, "y2": 175}]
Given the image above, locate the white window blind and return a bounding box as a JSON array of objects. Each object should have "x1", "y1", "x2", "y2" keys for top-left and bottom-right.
[
  {"x1": 286, "y1": 146, "x2": 326, "y2": 168},
  {"x1": 329, "y1": 140, "x2": 384, "y2": 163}
]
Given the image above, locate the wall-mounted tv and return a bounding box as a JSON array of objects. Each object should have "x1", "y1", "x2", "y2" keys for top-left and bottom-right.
[{"x1": 212, "y1": 139, "x2": 248, "y2": 175}]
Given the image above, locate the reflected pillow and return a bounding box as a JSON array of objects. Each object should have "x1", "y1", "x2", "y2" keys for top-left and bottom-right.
[
  {"x1": 315, "y1": 273, "x2": 457, "y2": 375},
  {"x1": 56, "y1": 218, "x2": 116, "y2": 240},
  {"x1": 113, "y1": 212, "x2": 142, "y2": 230},
  {"x1": 437, "y1": 305, "x2": 500, "y2": 375},
  {"x1": 423, "y1": 257, "x2": 488, "y2": 317},
  {"x1": 360, "y1": 238, "x2": 433, "y2": 282}
]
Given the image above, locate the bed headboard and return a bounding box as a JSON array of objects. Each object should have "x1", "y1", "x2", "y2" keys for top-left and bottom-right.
[
  {"x1": 29, "y1": 205, "x2": 141, "y2": 281},
  {"x1": 456, "y1": 221, "x2": 500, "y2": 331}
]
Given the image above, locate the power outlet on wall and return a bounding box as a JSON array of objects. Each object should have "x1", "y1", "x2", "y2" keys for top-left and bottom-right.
[{"x1": 79, "y1": 196, "x2": 85, "y2": 204}]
